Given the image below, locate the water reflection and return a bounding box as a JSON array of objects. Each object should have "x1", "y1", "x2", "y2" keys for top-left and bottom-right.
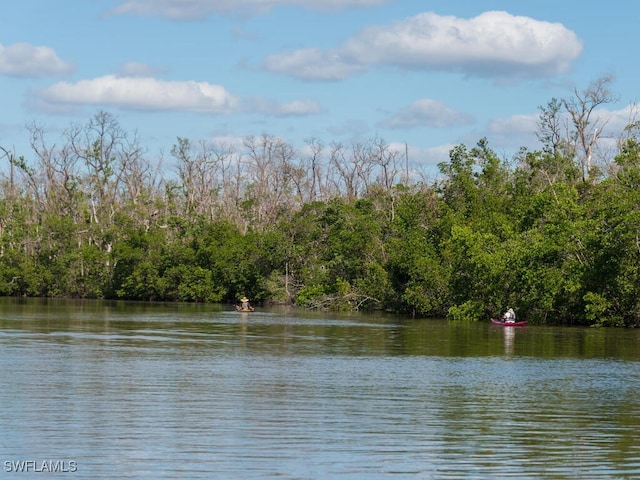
[
  {"x1": 1, "y1": 299, "x2": 640, "y2": 479},
  {"x1": 503, "y1": 325, "x2": 515, "y2": 356}
]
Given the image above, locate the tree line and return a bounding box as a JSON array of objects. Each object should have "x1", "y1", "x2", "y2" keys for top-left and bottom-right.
[{"x1": 1, "y1": 75, "x2": 639, "y2": 326}]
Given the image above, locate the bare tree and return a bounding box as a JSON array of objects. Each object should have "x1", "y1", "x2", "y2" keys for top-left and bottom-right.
[
  {"x1": 171, "y1": 137, "x2": 228, "y2": 219},
  {"x1": 370, "y1": 136, "x2": 402, "y2": 191},
  {"x1": 329, "y1": 142, "x2": 366, "y2": 201},
  {"x1": 0, "y1": 145, "x2": 17, "y2": 195},
  {"x1": 65, "y1": 111, "x2": 132, "y2": 225},
  {"x1": 242, "y1": 134, "x2": 296, "y2": 230},
  {"x1": 303, "y1": 137, "x2": 329, "y2": 203},
  {"x1": 563, "y1": 75, "x2": 617, "y2": 182},
  {"x1": 206, "y1": 141, "x2": 238, "y2": 221}
]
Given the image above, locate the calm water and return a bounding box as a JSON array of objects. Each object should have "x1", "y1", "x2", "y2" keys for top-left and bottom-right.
[{"x1": 1, "y1": 299, "x2": 639, "y2": 479}]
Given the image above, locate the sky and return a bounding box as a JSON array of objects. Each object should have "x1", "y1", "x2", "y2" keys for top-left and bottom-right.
[{"x1": 1, "y1": 0, "x2": 639, "y2": 179}]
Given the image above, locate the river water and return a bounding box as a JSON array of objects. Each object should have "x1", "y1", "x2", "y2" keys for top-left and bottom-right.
[{"x1": 1, "y1": 298, "x2": 639, "y2": 479}]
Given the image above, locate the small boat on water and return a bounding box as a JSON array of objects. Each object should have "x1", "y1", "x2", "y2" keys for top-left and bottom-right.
[
  {"x1": 235, "y1": 305, "x2": 254, "y2": 312},
  {"x1": 491, "y1": 318, "x2": 527, "y2": 327},
  {"x1": 236, "y1": 296, "x2": 254, "y2": 312}
]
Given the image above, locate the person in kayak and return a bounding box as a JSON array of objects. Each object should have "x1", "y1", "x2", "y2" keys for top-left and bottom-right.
[{"x1": 503, "y1": 308, "x2": 516, "y2": 323}]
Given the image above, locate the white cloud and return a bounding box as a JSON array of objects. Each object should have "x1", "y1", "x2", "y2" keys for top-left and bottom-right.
[
  {"x1": 33, "y1": 75, "x2": 239, "y2": 113},
  {"x1": 264, "y1": 11, "x2": 583, "y2": 80},
  {"x1": 273, "y1": 99, "x2": 323, "y2": 116},
  {"x1": 487, "y1": 113, "x2": 538, "y2": 137},
  {"x1": 380, "y1": 99, "x2": 475, "y2": 129},
  {"x1": 486, "y1": 113, "x2": 542, "y2": 151},
  {"x1": 208, "y1": 134, "x2": 247, "y2": 149},
  {"x1": 264, "y1": 48, "x2": 365, "y2": 81},
  {"x1": 0, "y1": 42, "x2": 74, "y2": 77},
  {"x1": 605, "y1": 104, "x2": 640, "y2": 134},
  {"x1": 31, "y1": 75, "x2": 323, "y2": 117},
  {"x1": 107, "y1": 0, "x2": 386, "y2": 20},
  {"x1": 245, "y1": 97, "x2": 323, "y2": 116}
]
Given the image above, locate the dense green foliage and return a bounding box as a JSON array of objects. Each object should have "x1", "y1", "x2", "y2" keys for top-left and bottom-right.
[{"x1": 2, "y1": 79, "x2": 640, "y2": 326}]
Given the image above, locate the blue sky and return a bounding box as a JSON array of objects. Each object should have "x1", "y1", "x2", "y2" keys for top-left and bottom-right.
[{"x1": 1, "y1": 1, "x2": 638, "y2": 179}]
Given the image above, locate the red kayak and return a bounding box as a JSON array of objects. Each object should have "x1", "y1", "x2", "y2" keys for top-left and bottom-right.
[{"x1": 491, "y1": 318, "x2": 527, "y2": 327}]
